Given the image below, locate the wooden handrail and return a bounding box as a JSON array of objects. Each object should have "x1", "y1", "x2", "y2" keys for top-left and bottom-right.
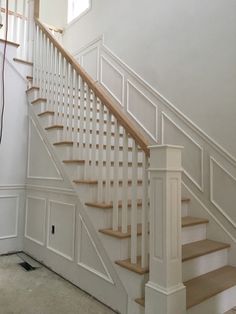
[
  {"x1": 0, "y1": 7, "x2": 28, "y2": 20},
  {"x1": 35, "y1": 18, "x2": 150, "y2": 156},
  {"x1": 34, "y1": 0, "x2": 40, "y2": 18},
  {"x1": 44, "y1": 22, "x2": 63, "y2": 34}
]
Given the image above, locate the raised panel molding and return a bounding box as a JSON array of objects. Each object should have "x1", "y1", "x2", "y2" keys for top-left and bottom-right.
[
  {"x1": 77, "y1": 215, "x2": 113, "y2": 284},
  {"x1": 47, "y1": 200, "x2": 76, "y2": 261},
  {"x1": 100, "y1": 55, "x2": 124, "y2": 106},
  {"x1": 210, "y1": 157, "x2": 236, "y2": 228},
  {"x1": 162, "y1": 113, "x2": 204, "y2": 192},
  {"x1": 27, "y1": 119, "x2": 63, "y2": 181},
  {"x1": 0, "y1": 195, "x2": 19, "y2": 240},
  {"x1": 127, "y1": 80, "x2": 158, "y2": 141},
  {"x1": 81, "y1": 46, "x2": 99, "y2": 81},
  {"x1": 25, "y1": 196, "x2": 46, "y2": 246},
  {"x1": 153, "y1": 178, "x2": 163, "y2": 261}
]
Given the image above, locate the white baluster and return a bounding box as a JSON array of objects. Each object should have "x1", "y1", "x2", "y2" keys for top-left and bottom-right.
[
  {"x1": 121, "y1": 128, "x2": 128, "y2": 233},
  {"x1": 97, "y1": 103, "x2": 105, "y2": 203},
  {"x1": 112, "y1": 119, "x2": 119, "y2": 231},
  {"x1": 131, "y1": 141, "x2": 138, "y2": 264},
  {"x1": 84, "y1": 84, "x2": 91, "y2": 178}
]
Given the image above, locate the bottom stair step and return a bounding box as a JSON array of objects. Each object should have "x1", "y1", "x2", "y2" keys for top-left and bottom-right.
[
  {"x1": 185, "y1": 266, "x2": 236, "y2": 309},
  {"x1": 136, "y1": 266, "x2": 236, "y2": 309}
]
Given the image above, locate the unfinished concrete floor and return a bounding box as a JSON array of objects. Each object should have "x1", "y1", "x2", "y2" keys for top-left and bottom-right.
[{"x1": 0, "y1": 254, "x2": 116, "y2": 314}]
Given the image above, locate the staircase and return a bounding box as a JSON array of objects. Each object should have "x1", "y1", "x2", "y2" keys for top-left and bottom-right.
[{"x1": 1, "y1": 2, "x2": 236, "y2": 312}]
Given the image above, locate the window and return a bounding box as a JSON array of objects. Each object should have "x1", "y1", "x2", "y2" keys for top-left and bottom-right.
[{"x1": 67, "y1": 0, "x2": 90, "y2": 24}]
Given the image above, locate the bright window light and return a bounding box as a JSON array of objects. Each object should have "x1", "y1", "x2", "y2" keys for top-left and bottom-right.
[{"x1": 68, "y1": 0, "x2": 90, "y2": 23}]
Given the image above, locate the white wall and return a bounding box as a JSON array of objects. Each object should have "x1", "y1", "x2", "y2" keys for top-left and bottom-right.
[
  {"x1": 62, "y1": 0, "x2": 236, "y2": 158},
  {"x1": 0, "y1": 47, "x2": 28, "y2": 254},
  {"x1": 39, "y1": 0, "x2": 67, "y2": 28}
]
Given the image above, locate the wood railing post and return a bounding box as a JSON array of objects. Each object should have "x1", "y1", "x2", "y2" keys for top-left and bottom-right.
[{"x1": 145, "y1": 145, "x2": 186, "y2": 314}]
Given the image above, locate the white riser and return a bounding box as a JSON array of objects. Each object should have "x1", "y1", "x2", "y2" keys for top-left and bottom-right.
[
  {"x1": 27, "y1": 90, "x2": 39, "y2": 103},
  {"x1": 187, "y1": 285, "x2": 236, "y2": 314},
  {"x1": 31, "y1": 102, "x2": 47, "y2": 115},
  {"x1": 86, "y1": 205, "x2": 143, "y2": 230},
  {"x1": 183, "y1": 249, "x2": 228, "y2": 282},
  {"x1": 182, "y1": 224, "x2": 207, "y2": 245},
  {"x1": 182, "y1": 201, "x2": 189, "y2": 217},
  {"x1": 100, "y1": 233, "x2": 146, "y2": 262},
  {"x1": 38, "y1": 114, "x2": 54, "y2": 127},
  {"x1": 127, "y1": 300, "x2": 145, "y2": 314}
]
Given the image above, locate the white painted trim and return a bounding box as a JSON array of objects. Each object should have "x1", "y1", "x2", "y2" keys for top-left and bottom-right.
[
  {"x1": 27, "y1": 118, "x2": 63, "y2": 181},
  {"x1": 47, "y1": 200, "x2": 76, "y2": 262},
  {"x1": 81, "y1": 46, "x2": 99, "y2": 81},
  {"x1": 162, "y1": 112, "x2": 204, "y2": 192},
  {"x1": 77, "y1": 215, "x2": 114, "y2": 284},
  {"x1": 146, "y1": 281, "x2": 186, "y2": 296},
  {"x1": 72, "y1": 35, "x2": 104, "y2": 56},
  {"x1": 26, "y1": 184, "x2": 76, "y2": 196},
  {"x1": 182, "y1": 182, "x2": 236, "y2": 243},
  {"x1": 0, "y1": 184, "x2": 25, "y2": 191},
  {"x1": 100, "y1": 55, "x2": 125, "y2": 106},
  {"x1": 0, "y1": 51, "x2": 27, "y2": 82},
  {"x1": 210, "y1": 157, "x2": 236, "y2": 228},
  {"x1": 24, "y1": 196, "x2": 47, "y2": 246},
  {"x1": 126, "y1": 79, "x2": 158, "y2": 141},
  {"x1": 0, "y1": 195, "x2": 19, "y2": 240}
]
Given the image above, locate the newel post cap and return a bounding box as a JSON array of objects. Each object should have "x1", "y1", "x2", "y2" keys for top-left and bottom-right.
[{"x1": 148, "y1": 145, "x2": 183, "y2": 170}]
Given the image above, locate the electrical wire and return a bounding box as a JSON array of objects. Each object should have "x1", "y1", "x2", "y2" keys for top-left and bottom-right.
[{"x1": 0, "y1": 0, "x2": 9, "y2": 144}]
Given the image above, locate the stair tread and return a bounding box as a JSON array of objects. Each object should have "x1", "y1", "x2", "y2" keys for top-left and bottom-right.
[
  {"x1": 182, "y1": 216, "x2": 209, "y2": 227},
  {"x1": 182, "y1": 239, "x2": 230, "y2": 262},
  {"x1": 115, "y1": 239, "x2": 230, "y2": 274},
  {"x1": 45, "y1": 125, "x2": 64, "y2": 130},
  {"x1": 13, "y1": 58, "x2": 33, "y2": 66},
  {"x1": 53, "y1": 141, "x2": 139, "y2": 151},
  {"x1": 87, "y1": 199, "x2": 143, "y2": 210},
  {"x1": 185, "y1": 266, "x2": 236, "y2": 309},
  {"x1": 135, "y1": 267, "x2": 236, "y2": 308},
  {"x1": 31, "y1": 98, "x2": 47, "y2": 105},
  {"x1": 38, "y1": 111, "x2": 54, "y2": 117},
  {"x1": 0, "y1": 38, "x2": 20, "y2": 47},
  {"x1": 74, "y1": 179, "x2": 143, "y2": 185},
  {"x1": 26, "y1": 86, "x2": 39, "y2": 93},
  {"x1": 115, "y1": 256, "x2": 149, "y2": 274},
  {"x1": 100, "y1": 224, "x2": 143, "y2": 239},
  {"x1": 63, "y1": 160, "x2": 85, "y2": 164}
]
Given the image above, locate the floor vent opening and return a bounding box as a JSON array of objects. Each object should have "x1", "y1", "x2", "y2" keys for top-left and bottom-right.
[{"x1": 18, "y1": 262, "x2": 36, "y2": 272}]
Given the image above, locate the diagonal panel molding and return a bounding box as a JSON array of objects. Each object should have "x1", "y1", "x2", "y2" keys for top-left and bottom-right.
[
  {"x1": 210, "y1": 157, "x2": 236, "y2": 228},
  {"x1": 162, "y1": 113, "x2": 204, "y2": 191},
  {"x1": 78, "y1": 215, "x2": 114, "y2": 284},
  {"x1": 27, "y1": 119, "x2": 63, "y2": 180}
]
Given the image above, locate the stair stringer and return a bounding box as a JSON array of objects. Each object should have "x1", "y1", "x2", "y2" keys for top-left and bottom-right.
[{"x1": 25, "y1": 104, "x2": 128, "y2": 314}]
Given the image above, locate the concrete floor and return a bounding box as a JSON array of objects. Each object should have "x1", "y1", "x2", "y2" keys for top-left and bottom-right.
[{"x1": 0, "y1": 254, "x2": 116, "y2": 314}]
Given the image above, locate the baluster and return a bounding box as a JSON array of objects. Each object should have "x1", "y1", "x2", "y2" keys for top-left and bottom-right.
[
  {"x1": 72, "y1": 72, "x2": 79, "y2": 158},
  {"x1": 67, "y1": 64, "x2": 74, "y2": 140},
  {"x1": 112, "y1": 120, "x2": 119, "y2": 231},
  {"x1": 57, "y1": 53, "x2": 64, "y2": 126},
  {"x1": 90, "y1": 92, "x2": 97, "y2": 174},
  {"x1": 33, "y1": 24, "x2": 38, "y2": 86},
  {"x1": 97, "y1": 103, "x2": 105, "y2": 203},
  {"x1": 78, "y1": 78, "x2": 85, "y2": 160},
  {"x1": 63, "y1": 61, "x2": 69, "y2": 139},
  {"x1": 105, "y1": 112, "x2": 112, "y2": 203},
  {"x1": 131, "y1": 140, "x2": 138, "y2": 264},
  {"x1": 21, "y1": 0, "x2": 27, "y2": 59},
  {"x1": 141, "y1": 152, "x2": 149, "y2": 268},
  {"x1": 121, "y1": 128, "x2": 128, "y2": 233},
  {"x1": 42, "y1": 33, "x2": 47, "y2": 98},
  {"x1": 84, "y1": 84, "x2": 91, "y2": 178},
  {"x1": 38, "y1": 29, "x2": 43, "y2": 93}
]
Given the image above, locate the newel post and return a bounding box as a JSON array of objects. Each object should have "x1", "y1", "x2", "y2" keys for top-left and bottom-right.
[
  {"x1": 145, "y1": 145, "x2": 186, "y2": 314},
  {"x1": 27, "y1": 0, "x2": 36, "y2": 61}
]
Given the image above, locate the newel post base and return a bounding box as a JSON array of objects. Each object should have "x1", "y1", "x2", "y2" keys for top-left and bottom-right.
[{"x1": 145, "y1": 145, "x2": 186, "y2": 314}]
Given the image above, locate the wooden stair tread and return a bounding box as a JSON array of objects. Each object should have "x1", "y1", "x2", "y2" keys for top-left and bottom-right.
[
  {"x1": 182, "y1": 239, "x2": 230, "y2": 262},
  {"x1": 135, "y1": 266, "x2": 236, "y2": 308},
  {"x1": 0, "y1": 38, "x2": 20, "y2": 48},
  {"x1": 185, "y1": 266, "x2": 236, "y2": 309},
  {"x1": 26, "y1": 86, "x2": 39, "y2": 93},
  {"x1": 73, "y1": 179, "x2": 143, "y2": 185},
  {"x1": 182, "y1": 216, "x2": 209, "y2": 228},
  {"x1": 100, "y1": 224, "x2": 143, "y2": 239},
  {"x1": 31, "y1": 98, "x2": 47, "y2": 104},
  {"x1": 26, "y1": 76, "x2": 33, "y2": 80},
  {"x1": 86, "y1": 199, "x2": 143, "y2": 210},
  {"x1": 135, "y1": 298, "x2": 145, "y2": 307},
  {"x1": 45, "y1": 125, "x2": 64, "y2": 130},
  {"x1": 13, "y1": 58, "x2": 33, "y2": 66},
  {"x1": 63, "y1": 160, "x2": 85, "y2": 164},
  {"x1": 115, "y1": 256, "x2": 149, "y2": 274},
  {"x1": 53, "y1": 141, "x2": 139, "y2": 151},
  {"x1": 38, "y1": 111, "x2": 54, "y2": 117}
]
